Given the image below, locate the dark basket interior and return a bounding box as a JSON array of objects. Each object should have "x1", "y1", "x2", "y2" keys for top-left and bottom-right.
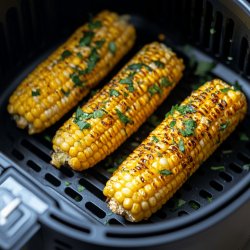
[{"x1": 0, "y1": 0, "x2": 249, "y2": 229}]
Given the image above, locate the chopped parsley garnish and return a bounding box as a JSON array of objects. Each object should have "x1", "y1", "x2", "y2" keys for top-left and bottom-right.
[
  {"x1": 159, "y1": 169, "x2": 173, "y2": 176},
  {"x1": 171, "y1": 199, "x2": 186, "y2": 211},
  {"x1": 95, "y1": 39, "x2": 106, "y2": 49},
  {"x1": 32, "y1": 89, "x2": 40, "y2": 96},
  {"x1": 79, "y1": 31, "x2": 94, "y2": 47},
  {"x1": 93, "y1": 109, "x2": 105, "y2": 118},
  {"x1": 127, "y1": 63, "x2": 152, "y2": 72},
  {"x1": 88, "y1": 20, "x2": 102, "y2": 30},
  {"x1": 189, "y1": 201, "x2": 200, "y2": 210},
  {"x1": 178, "y1": 138, "x2": 185, "y2": 153},
  {"x1": 169, "y1": 120, "x2": 176, "y2": 129},
  {"x1": 120, "y1": 74, "x2": 135, "y2": 92},
  {"x1": 165, "y1": 104, "x2": 179, "y2": 118},
  {"x1": 177, "y1": 105, "x2": 196, "y2": 115},
  {"x1": 70, "y1": 73, "x2": 84, "y2": 87},
  {"x1": 220, "y1": 121, "x2": 229, "y2": 131},
  {"x1": 194, "y1": 61, "x2": 216, "y2": 77},
  {"x1": 180, "y1": 119, "x2": 197, "y2": 137},
  {"x1": 115, "y1": 109, "x2": 132, "y2": 125},
  {"x1": 61, "y1": 50, "x2": 72, "y2": 60},
  {"x1": 109, "y1": 89, "x2": 120, "y2": 97},
  {"x1": 207, "y1": 197, "x2": 213, "y2": 203},
  {"x1": 44, "y1": 135, "x2": 51, "y2": 142},
  {"x1": 108, "y1": 41, "x2": 116, "y2": 55},
  {"x1": 61, "y1": 88, "x2": 70, "y2": 97},
  {"x1": 230, "y1": 80, "x2": 242, "y2": 91},
  {"x1": 65, "y1": 181, "x2": 71, "y2": 186},
  {"x1": 152, "y1": 136, "x2": 159, "y2": 143},
  {"x1": 222, "y1": 150, "x2": 233, "y2": 154},
  {"x1": 242, "y1": 164, "x2": 250, "y2": 171},
  {"x1": 124, "y1": 92, "x2": 128, "y2": 97},
  {"x1": 210, "y1": 166, "x2": 225, "y2": 171},
  {"x1": 153, "y1": 60, "x2": 165, "y2": 68},
  {"x1": 220, "y1": 88, "x2": 231, "y2": 93},
  {"x1": 107, "y1": 167, "x2": 118, "y2": 173},
  {"x1": 160, "y1": 77, "x2": 172, "y2": 87},
  {"x1": 77, "y1": 52, "x2": 83, "y2": 59},
  {"x1": 86, "y1": 48, "x2": 100, "y2": 73},
  {"x1": 77, "y1": 185, "x2": 85, "y2": 192},
  {"x1": 148, "y1": 84, "x2": 162, "y2": 96},
  {"x1": 239, "y1": 132, "x2": 249, "y2": 141},
  {"x1": 74, "y1": 107, "x2": 92, "y2": 130}
]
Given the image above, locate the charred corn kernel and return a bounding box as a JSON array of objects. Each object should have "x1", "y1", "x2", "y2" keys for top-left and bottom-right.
[
  {"x1": 51, "y1": 42, "x2": 184, "y2": 170},
  {"x1": 104, "y1": 79, "x2": 247, "y2": 222},
  {"x1": 8, "y1": 10, "x2": 136, "y2": 134}
]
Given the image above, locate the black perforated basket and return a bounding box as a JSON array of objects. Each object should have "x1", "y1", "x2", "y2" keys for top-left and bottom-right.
[{"x1": 0, "y1": 1, "x2": 249, "y2": 250}]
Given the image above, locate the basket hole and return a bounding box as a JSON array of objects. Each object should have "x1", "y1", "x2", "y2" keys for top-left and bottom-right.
[
  {"x1": 21, "y1": 139, "x2": 50, "y2": 163},
  {"x1": 65, "y1": 187, "x2": 82, "y2": 202},
  {"x1": 182, "y1": 183, "x2": 192, "y2": 191},
  {"x1": 209, "y1": 180, "x2": 223, "y2": 191},
  {"x1": 212, "y1": 11, "x2": 223, "y2": 55},
  {"x1": 188, "y1": 200, "x2": 200, "y2": 210},
  {"x1": 108, "y1": 219, "x2": 122, "y2": 225},
  {"x1": 197, "y1": 168, "x2": 205, "y2": 176},
  {"x1": 27, "y1": 160, "x2": 41, "y2": 172},
  {"x1": 155, "y1": 210, "x2": 167, "y2": 219},
  {"x1": 178, "y1": 211, "x2": 188, "y2": 217},
  {"x1": 85, "y1": 202, "x2": 105, "y2": 219},
  {"x1": 222, "y1": 18, "x2": 234, "y2": 61},
  {"x1": 199, "y1": 189, "x2": 212, "y2": 200},
  {"x1": 239, "y1": 37, "x2": 249, "y2": 71},
  {"x1": 12, "y1": 149, "x2": 24, "y2": 160},
  {"x1": 54, "y1": 239, "x2": 72, "y2": 249},
  {"x1": 237, "y1": 153, "x2": 250, "y2": 164},
  {"x1": 229, "y1": 163, "x2": 243, "y2": 173},
  {"x1": 79, "y1": 178, "x2": 105, "y2": 201},
  {"x1": 219, "y1": 172, "x2": 232, "y2": 182},
  {"x1": 45, "y1": 173, "x2": 61, "y2": 187},
  {"x1": 202, "y1": 1, "x2": 213, "y2": 48},
  {"x1": 60, "y1": 165, "x2": 74, "y2": 177}
]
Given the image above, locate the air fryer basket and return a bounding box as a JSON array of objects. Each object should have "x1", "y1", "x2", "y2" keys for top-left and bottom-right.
[{"x1": 0, "y1": 0, "x2": 249, "y2": 250}]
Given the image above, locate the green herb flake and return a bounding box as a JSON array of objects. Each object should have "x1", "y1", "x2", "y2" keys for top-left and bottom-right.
[
  {"x1": 32, "y1": 89, "x2": 40, "y2": 96},
  {"x1": 159, "y1": 169, "x2": 173, "y2": 176},
  {"x1": 61, "y1": 88, "x2": 70, "y2": 97},
  {"x1": 207, "y1": 197, "x2": 213, "y2": 203},
  {"x1": 210, "y1": 28, "x2": 216, "y2": 34},
  {"x1": 95, "y1": 39, "x2": 106, "y2": 49},
  {"x1": 74, "y1": 195, "x2": 82, "y2": 202},
  {"x1": 169, "y1": 120, "x2": 176, "y2": 129},
  {"x1": 152, "y1": 136, "x2": 159, "y2": 143},
  {"x1": 220, "y1": 88, "x2": 231, "y2": 93},
  {"x1": 127, "y1": 63, "x2": 152, "y2": 72},
  {"x1": 61, "y1": 50, "x2": 72, "y2": 60},
  {"x1": 165, "y1": 104, "x2": 179, "y2": 118},
  {"x1": 109, "y1": 89, "x2": 120, "y2": 97},
  {"x1": 189, "y1": 201, "x2": 200, "y2": 210},
  {"x1": 153, "y1": 60, "x2": 165, "y2": 68},
  {"x1": 119, "y1": 77, "x2": 134, "y2": 92},
  {"x1": 44, "y1": 135, "x2": 51, "y2": 142},
  {"x1": 239, "y1": 132, "x2": 249, "y2": 141},
  {"x1": 74, "y1": 107, "x2": 92, "y2": 130},
  {"x1": 220, "y1": 121, "x2": 229, "y2": 131},
  {"x1": 179, "y1": 119, "x2": 197, "y2": 137},
  {"x1": 222, "y1": 150, "x2": 233, "y2": 154},
  {"x1": 123, "y1": 92, "x2": 129, "y2": 97},
  {"x1": 79, "y1": 31, "x2": 94, "y2": 47},
  {"x1": 231, "y1": 80, "x2": 242, "y2": 91},
  {"x1": 171, "y1": 199, "x2": 186, "y2": 211},
  {"x1": 86, "y1": 48, "x2": 100, "y2": 73},
  {"x1": 178, "y1": 138, "x2": 185, "y2": 153},
  {"x1": 77, "y1": 185, "x2": 85, "y2": 192},
  {"x1": 160, "y1": 77, "x2": 172, "y2": 87},
  {"x1": 148, "y1": 84, "x2": 162, "y2": 96},
  {"x1": 93, "y1": 109, "x2": 105, "y2": 118},
  {"x1": 242, "y1": 164, "x2": 250, "y2": 171},
  {"x1": 210, "y1": 166, "x2": 225, "y2": 171},
  {"x1": 107, "y1": 167, "x2": 118, "y2": 173},
  {"x1": 88, "y1": 20, "x2": 102, "y2": 30},
  {"x1": 77, "y1": 52, "x2": 83, "y2": 59},
  {"x1": 194, "y1": 61, "x2": 216, "y2": 77},
  {"x1": 108, "y1": 41, "x2": 116, "y2": 55},
  {"x1": 70, "y1": 73, "x2": 84, "y2": 87},
  {"x1": 115, "y1": 109, "x2": 132, "y2": 125},
  {"x1": 65, "y1": 181, "x2": 71, "y2": 186},
  {"x1": 177, "y1": 105, "x2": 196, "y2": 115}
]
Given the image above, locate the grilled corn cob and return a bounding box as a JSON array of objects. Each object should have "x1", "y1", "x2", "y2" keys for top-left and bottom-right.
[
  {"x1": 103, "y1": 79, "x2": 247, "y2": 222},
  {"x1": 7, "y1": 10, "x2": 136, "y2": 134},
  {"x1": 51, "y1": 42, "x2": 185, "y2": 170}
]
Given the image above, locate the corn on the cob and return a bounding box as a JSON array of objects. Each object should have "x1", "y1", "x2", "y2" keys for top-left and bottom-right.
[
  {"x1": 51, "y1": 42, "x2": 185, "y2": 171},
  {"x1": 103, "y1": 79, "x2": 247, "y2": 222},
  {"x1": 7, "y1": 10, "x2": 136, "y2": 134}
]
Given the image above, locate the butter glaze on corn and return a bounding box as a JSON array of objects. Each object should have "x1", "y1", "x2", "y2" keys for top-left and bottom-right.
[
  {"x1": 7, "y1": 10, "x2": 136, "y2": 134},
  {"x1": 103, "y1": 79, "x2": 247, "y2": 222},
  {"x1": 51, "y1": 42, "x2": 185, "y2": 170}
]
